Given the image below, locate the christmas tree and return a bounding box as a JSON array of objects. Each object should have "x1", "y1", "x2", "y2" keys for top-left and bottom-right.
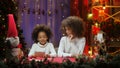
[{"x1": 0, "y1": 0, "x2": 26, "y2": 60}]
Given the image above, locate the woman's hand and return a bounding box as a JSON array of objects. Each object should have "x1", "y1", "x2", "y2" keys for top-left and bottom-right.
[
  {"x1": 68, "y1": 34, "x2": 74, "y2": 40},
  {"x1": 71, "y1": 54, "x2": 80, "y2": 58}
]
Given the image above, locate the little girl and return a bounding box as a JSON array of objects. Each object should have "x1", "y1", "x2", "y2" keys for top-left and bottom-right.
[
  {"x1": 28, "y1": 24, "x2": 56, "y2": 57},
  {"x1": 58, "y1": 16, "x2": 86, "y2": 57}
]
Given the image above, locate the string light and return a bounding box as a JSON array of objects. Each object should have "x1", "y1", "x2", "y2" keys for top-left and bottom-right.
[
  {"x1": 95, "y1": 0, "x2": 99, "y2": 2},
  {"x1": 48, "y1": 10, "x2": 52, "y2": 16},
  {"x1": 15, "y1": 7, "x2": 18, "y2": 10},
  {"x1": 2, "y1": 18, "x2": 5, "y2": 21},
  {"x1": 88, "y1": 47, "x2": 93, "y2": 57},
  {"x1": 88, "y1": 13, "x2": 93, "y2": 19},
  {"x1": 24, "y1": 2, "x2": 27, "y2": 5},
  {"x1": 99, "y1": 10, "x2": 104, "y2": 16},
  {"x1": 103, "y1": 6, "x2": 106, "y2": 10},
  {"x1": 95, "y1": 22, "x2": 100, "y2": 27},
  {"x1": 88, "y1": 51, "x2": 92, "y2": 54},
  {"x1": 38, "y1": 17, "x2": 40, "y2": 19}
]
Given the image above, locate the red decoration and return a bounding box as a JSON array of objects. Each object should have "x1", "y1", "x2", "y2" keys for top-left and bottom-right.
[
  {"x1": 84, "y1": 0, "x2": 89, "y2": 7},
  {"x1": 99, "y1": 10, "x2": 104, "y2": 16},
  {"x1": 17, "y1": 44, "x2": 22, "y2": 48},
  {"x1": 92, "y1": 25, "x2": 100, "y2": 35},
  {"x1": 92, "y1": 0, "x2": 109, "y2": 21},
  {"x1": 70, "y1": 0, "x2": 80, "y2": 16},
  {"x1": 7, "y1": 14, "x2": 18, "y2": 37},
  {"x1": 83, "y1": 44, "x2": 89, "y2": 55}
]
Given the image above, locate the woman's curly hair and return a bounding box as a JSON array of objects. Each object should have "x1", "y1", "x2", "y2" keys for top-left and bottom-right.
[
  {"x1": 61, "y1": 16, "x2": 85, "y2": 38},
  {"x1": 32, "y1": 24, "x2": 52, "y2": 43}
]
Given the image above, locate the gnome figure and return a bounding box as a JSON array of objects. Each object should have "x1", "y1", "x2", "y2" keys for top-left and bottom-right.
[{"x1": 6, "y1": 14, "x2": 22, "y2": 57}]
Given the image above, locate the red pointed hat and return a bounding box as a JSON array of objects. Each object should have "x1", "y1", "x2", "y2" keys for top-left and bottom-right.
[{"x1": 7, "y1": 14, "x2": 18, "y2": 37}]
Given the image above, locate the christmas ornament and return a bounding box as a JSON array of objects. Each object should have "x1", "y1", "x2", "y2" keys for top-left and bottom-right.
[
  {"x1": 48, "y1": 10, "x2": 52, "y2": 16},
  {"x1": 42, "y1": 9, "x2": 45, "y2": 15},
  {"x1": 6, "y1": 14, "x2": 19, "y2": 47}
]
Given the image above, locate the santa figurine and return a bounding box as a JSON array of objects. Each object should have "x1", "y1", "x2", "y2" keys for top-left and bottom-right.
[{"x1": 6, "y1": 14, "x2": 23, "y2": 58}]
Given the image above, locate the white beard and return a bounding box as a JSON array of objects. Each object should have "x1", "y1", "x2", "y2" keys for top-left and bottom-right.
[
  {"x1": 6, "y1": 37, "x2": 22, "y2": 57},
  {"x1": 6, "y1": 36, "x2": 19, "y2": 47},
  {"x1": 12, "y1": 48, "x2": 20, "y2": 56}
]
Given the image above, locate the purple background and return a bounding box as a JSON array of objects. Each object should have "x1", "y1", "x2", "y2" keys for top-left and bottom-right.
[{"x1": 18, "y1": 0, "x2": 70, "y2": 47}]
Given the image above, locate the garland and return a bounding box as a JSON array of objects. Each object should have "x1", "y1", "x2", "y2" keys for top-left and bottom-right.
[{"x1": 0, "y1": 54, "x2": 120, "y2": 68}]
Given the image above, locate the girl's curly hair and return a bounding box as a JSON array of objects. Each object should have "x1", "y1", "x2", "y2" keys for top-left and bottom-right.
[
  {"x1": 32, "y1": 24, "x2": 52, "y2": 43},
  {"x1": 61, "y1": 16, "x2": 85, "y2": 38}
]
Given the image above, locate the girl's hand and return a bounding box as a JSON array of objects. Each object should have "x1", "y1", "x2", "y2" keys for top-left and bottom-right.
[
  {"x1": 35, "y1": 52, "x2": 45, "y2": 57},
  {"x1": 44, "y1": 54, "x2": 50, "y2": 58}
]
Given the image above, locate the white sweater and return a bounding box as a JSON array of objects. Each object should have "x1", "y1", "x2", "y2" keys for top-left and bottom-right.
[
  {"x1": 28, "y1": 42, "x2": 56, "y2": 57},
  {"x1": 58, "y1": 36, "x2": 86, "y2": 57}
]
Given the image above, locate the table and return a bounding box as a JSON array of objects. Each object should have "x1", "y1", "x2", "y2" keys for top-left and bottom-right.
[{"x1": 28, "y1": 57, "x2": 76, "y2": 63}]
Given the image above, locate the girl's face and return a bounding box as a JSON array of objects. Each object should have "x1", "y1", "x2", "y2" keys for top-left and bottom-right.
[
  {"x1": 65, "y1": 27, "x2": 73, "y2": 38},
  {"x1": 37, "y1": 31, "x2": 48, "y2": 45}
]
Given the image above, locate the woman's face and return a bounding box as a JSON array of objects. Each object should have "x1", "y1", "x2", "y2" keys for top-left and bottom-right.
[
  {"x1": 65, "y1": 27, "x2": 73, "y2": 37},
  {"x1": 37, "y1": 31, "x2": 48, "y2": 45}
]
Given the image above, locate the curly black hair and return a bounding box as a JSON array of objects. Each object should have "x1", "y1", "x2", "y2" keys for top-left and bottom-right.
[
  {"x1": 61, "y1": 16, "x2": 85, "y2": 38},
  {"x1": 32, "y1": 24, "x2": 52, "y2": 43}
]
